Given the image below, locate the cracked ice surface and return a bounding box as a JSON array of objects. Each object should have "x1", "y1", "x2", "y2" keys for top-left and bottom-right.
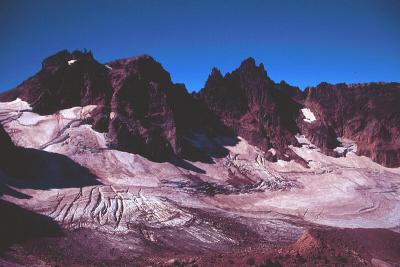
[{"x1": 1, "y1": 99, "x2": 400, "y2": 254}]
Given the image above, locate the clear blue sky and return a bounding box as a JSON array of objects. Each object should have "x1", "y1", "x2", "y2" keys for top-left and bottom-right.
[{"x1": 1, "y1": 0, "x2": 399, "y2": 92}]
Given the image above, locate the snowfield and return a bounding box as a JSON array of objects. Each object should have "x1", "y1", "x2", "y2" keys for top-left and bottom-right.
[{"x1": 1, "y1": 99, "x2": 400, "y2": 264}]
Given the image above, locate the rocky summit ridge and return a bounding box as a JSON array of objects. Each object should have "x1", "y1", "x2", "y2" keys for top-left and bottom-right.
[
  {"x1": 1, "y1": 50, "x2": 400, "y2": 266},
  {"x1": 1, "y1": 50, "x2": 399, "y2": 167}
]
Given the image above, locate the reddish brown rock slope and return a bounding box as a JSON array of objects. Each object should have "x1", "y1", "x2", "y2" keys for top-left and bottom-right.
[
  {"x1": 302, "y1": 82, "x2": 400, "y2": 167},
  {"x1": 1, "y1": 51, "x2": 399, "y2": 167},
  {"x1": 196, "y1": 58, "x2": 304, "y2": 164}
]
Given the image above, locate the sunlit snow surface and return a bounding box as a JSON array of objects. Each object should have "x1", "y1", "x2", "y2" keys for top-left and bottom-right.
[
  {"x1": 301, "y1": 108, "x2": 316, "y2": 123},
  {"x1": 1, "y1": 99, "x2": 400, "y2": 253},
  {"x1": 67, "y1": 59, "x2": 77, "y2": 65},
  {"x1": 0, "y1": 98, "x2": 31, "y2": 110}
]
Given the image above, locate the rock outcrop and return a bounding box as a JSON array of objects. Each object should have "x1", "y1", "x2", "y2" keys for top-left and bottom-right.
[
  {"x1": 92, "y1": 55, "x2": 232, "y2": 162},
  {"x1": 1, "y1": 50, "x2": 399, "y2": 167},
  {"x1": 302, "y1": 82, "x2": 400, "y2": 167},
  {"x1": 0, "y1": 51, "x2": 231, "y2": 162},
  {"x1": 0, "y1": 50, "x2": 112, "y2": 115},
  {"x1": 197, "y1": 59, "x2": 400, "y2": 167},
  {"x1": 196, "y1": 58, "x2": 304, "y2": 164}
]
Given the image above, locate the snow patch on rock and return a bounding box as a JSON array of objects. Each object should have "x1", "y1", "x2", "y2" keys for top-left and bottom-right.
[
  {"x1": 67, "y1": 59, "x2": 77, "y2": 65},
  {"x1": 334, "y1": 137, "x2": 358, "y2": 155},
  {"x1": 301, "y1": 108, "x2": 316, "y2": 123},
  {"x1": 277, "y1": 160, "x2": 287, "y2": 167},
  {"x1": 268, "y1": 148, "x2": 277, "y2": 156},
  {"x1": 0, "y1": 98, "x2": 31, "y2": 111}
]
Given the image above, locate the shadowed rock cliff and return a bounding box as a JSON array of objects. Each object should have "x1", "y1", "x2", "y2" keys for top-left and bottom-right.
[{"x1": 1, "y1": 51, "x2": 399, "y2": 167}]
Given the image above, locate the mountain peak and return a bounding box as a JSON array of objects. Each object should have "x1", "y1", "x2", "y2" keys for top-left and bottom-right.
[
  {"x1": 240, "y1": 57, "x2": 256, "y2": 67},
  {"x1": 205, "y1": 67, "x2": 224, "y2": 85},
  {"x1": 1, "y1": 51, "x2": 399, "y2": 167},
  {"x1": 210, "y1": 67, "x2": 222, "y2": 77},
  {"x1": 41, "y1": 50, "x2": 71, "y2": 69},
  {"x1": 236, "y1": 57, "x2": 268, "y2": 80},
  {"x1": 41, "y1": 49, "x2": 95, "y2": 69},
  {"x1": 107, "y1": 54, "x2": 172, "y2": 87},
  {"x1": 107, "y1": 54, "x2": 154, "y2": 66}
]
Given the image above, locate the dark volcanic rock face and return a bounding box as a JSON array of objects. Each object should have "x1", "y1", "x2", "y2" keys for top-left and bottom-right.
[
  {"x1": 99, "y1": 55, "x2": 233, "y2": 161},
  {"x1": 1, "y1": 50, "x2": 399, "y2": 167},
  {"x1": 197, "y1": 60, "x2": 400, "y2": 167},
  {"x1": 196, "y1": 58, "x2": 304, "y2": 163},
  {"x1": 303, "y1": 82, "x2": 400, "y2": 167},
  {"x1": 104, "y1": 55, "x2": 180, "y2": 161},
  {"x1": 0, "y1": 50, "x2": 113, "y2": 115},
  {"x1": 0, "y1": 51, "x2": 232, "y2": 162}
]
